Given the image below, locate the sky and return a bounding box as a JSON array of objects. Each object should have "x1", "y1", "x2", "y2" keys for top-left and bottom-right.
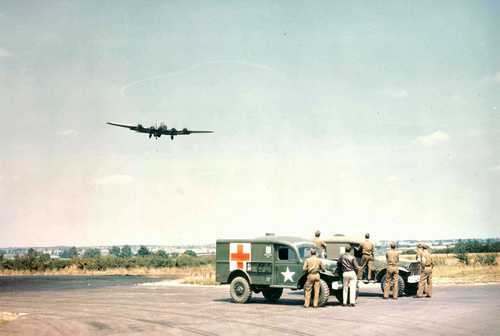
[{"x1": 0, "y1": 1, "x2": 499, "y2": 247}]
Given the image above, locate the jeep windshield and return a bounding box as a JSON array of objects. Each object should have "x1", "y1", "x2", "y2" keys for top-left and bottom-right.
[{"x1": 298, "y1": 243, "x2": 316, "y2": 259}]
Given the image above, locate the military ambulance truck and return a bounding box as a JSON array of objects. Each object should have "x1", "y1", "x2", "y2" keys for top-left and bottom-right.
[{"x1": 216, "y1": 236, "x2": 345, "y2": 306}]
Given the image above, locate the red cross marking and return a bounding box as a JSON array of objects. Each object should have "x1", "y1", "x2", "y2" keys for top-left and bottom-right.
[{"x1": 230, "y1": 244, "x2": 250, "y2": 269}]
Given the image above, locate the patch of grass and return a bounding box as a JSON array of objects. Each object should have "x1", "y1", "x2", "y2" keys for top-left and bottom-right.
[
  {"x1": 181, "y1": 265, "x2": 216, "y2": 285},
  {"x1": 433, "y1": 264, "x2": 500, "y2": 284},
  {"x1": 0, "y1": 265, "x2": 216, "y2": 278},
  {"x1": 475, "y1": 254, "x2": 497, "y2": 266},
  {"x1": 0, "y1": 312, "x2": 19, "y2": 325}
]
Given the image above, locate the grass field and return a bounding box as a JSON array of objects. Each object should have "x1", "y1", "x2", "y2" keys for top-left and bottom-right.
[
  {"x1": 401, "y1": 253, "x2": 500, "y2": 284},
  {"x1": 1, "y1": 253, "x2": 498, "y2": 285},
  {"x1": 0, "y1": 312, "x2": 19, "y2": 325},
  {"x1": 0, "y1": 265, "x2": 208, "y2": 278}
]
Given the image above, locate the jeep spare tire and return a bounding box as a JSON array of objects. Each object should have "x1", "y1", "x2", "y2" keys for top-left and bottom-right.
[
  {"x1": 230, "y1": 276, "x2": 252, "y2": 303},
  {"x1": 307, "y1": 279, "x2": 330, "y2": 307},
  {"x1": 380, "y1": 273, "x2": 405, "y2": 297}
]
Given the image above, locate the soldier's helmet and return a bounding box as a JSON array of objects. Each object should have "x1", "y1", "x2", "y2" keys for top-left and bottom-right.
[
  {"x1": 365, "y1": 233, "x2": 370, "y2": 239},
  {"x1": 315, "y1": 230, "x2": 321, "y2": 237},
  {"x1": 390, "y1": 242, "x2": 396, "y2": 249}
]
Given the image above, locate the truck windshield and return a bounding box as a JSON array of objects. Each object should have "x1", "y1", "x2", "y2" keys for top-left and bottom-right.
[{"x1": 298, "y1": 244, "x2": 316, "y2": 259}]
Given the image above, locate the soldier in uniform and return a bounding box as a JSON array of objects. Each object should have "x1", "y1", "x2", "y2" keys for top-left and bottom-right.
[
  {"x1": 416, "y1": 243, "x2": 423, "y2": 262},
  {"x1": 358, "y1": 233, "x2": 375, "y2": 283},
  {"x1": 416, "y1": 245, "x2": 433, "y2": 298},
  {"x1": 383, "y1": 242, "x2": 400, "y2": 300},
  {"x1": 313, "y1": 230, "x2": 327, "y2": 258},
  {"x1": 303, "y1": 248, "x2": 325, "y2": 308}
]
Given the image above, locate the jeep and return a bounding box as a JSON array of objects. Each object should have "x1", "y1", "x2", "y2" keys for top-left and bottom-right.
[{"x1": 324, "y1": 235, "x2": 421, "y2": 296}]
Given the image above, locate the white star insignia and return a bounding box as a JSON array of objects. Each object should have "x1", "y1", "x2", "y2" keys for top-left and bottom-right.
[{"x1": 281, "y1": 267, "x2": 295, "y2": 282}]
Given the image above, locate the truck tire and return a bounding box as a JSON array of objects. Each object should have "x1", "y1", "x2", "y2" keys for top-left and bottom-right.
[
  {"x1": 262, "y1": 288, "x2": 283, "y2": 303},
  {"x1": 404, "y1": 282, "x2": 418, "y2": 296},
  {"x1": 380, "y1": 273, "x2": 405, "y2": 297},
  {"x1": 230, "y1": 276, "x2": 252, "y2": 303},
  {"x1": 307, "y1": 279, "x2": 330, "y2": 307}
]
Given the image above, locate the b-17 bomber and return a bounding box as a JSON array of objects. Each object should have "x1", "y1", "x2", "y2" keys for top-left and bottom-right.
[{"x1": 107, "y1": 122, "x2": 213, "y2": 140}]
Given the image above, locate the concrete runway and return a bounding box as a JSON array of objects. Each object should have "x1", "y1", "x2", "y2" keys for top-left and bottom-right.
[{"x1": 1, "y1": 281, "x2": 499, "y2": 335}]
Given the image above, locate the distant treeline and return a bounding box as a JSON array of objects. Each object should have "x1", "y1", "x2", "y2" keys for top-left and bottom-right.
[
  {"x1": 432, "y1": 239, "x2": 500, "y2": 254},
  {"x1": 0, "y1": 246, "x2": 213, "y2": 272}
]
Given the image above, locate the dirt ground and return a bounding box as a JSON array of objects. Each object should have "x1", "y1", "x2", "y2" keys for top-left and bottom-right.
[{"x1": 1, "y1": 280, "x2": 499, "y2": 335}]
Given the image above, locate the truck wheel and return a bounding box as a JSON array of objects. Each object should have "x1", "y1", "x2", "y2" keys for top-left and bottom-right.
[
  {"x1": 230, "y1": 277, "x2": 252, "y2": 303},
  {"x1": 262, "y1": 288, "x2": 283, "y2": 303},
  {"x1": 308, "y1": 279, "x2": 330, "y2": 307},
  {"x1": 380, "y1": 274, "x2": 405, "y2": 297},
  {"x1": 404, "y1": 282, "x2": 418, "y2": 296}
]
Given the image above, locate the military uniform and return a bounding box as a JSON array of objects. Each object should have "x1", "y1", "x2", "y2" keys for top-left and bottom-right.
[
  {"x1": 383, "y1": 249, "x2": 400, "y2": 299},
  {"x1": 313, "y1": 237, "x2": 327, "y2": 258},
  {"x1": 303, "y1": 254, "x2": 325, "y2": 308},
  {"x1": 416, "y1": 244, "x2": 423, "y2": 264},
  {"x1": 417, "y1": 248, "x2": 433, "y2": 298},
  {"x1": 358, "y1": 239, "x2": 374, "y2": 281}
]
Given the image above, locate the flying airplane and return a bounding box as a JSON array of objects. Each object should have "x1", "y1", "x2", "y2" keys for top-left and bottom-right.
[{"x1": 107, "y1": 122, "x2": 213, "y2": 140}]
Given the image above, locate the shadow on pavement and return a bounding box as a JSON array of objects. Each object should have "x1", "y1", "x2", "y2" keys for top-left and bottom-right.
[
  {"x1": 358, "y1": 291, "x2": 384, "y2": 298},
  {"x1": 213, "y1": 297, "x2": 303, "y2": 306}
]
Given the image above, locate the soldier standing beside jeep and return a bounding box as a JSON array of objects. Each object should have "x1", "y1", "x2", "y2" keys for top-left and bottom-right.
[
  {"x1": 358, "y1": 233, "x2": 375, "y2": 283},
  {"x1": 416, "y1": 245, "x2": 433, "y2": 298},
  {"x1": 313, "y1": 230, "x2": 327, "y2": 258},
  {"x1": 383, "y1": 242, "x2": 400, "y2": 300},
  {"x1": 339, "y1": 245, "x2": 359, "y2": 306},
  {"x1": 302, "y1": 248, "x2": 325, "y2": 308}
]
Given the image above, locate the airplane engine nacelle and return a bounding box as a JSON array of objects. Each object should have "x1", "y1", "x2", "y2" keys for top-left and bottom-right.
[
  {"x1": 182, "y1": 128, "x2": 189, "y2": 134},
  {"x1": 171, "y1": 128, "x2": 177, "y2": 134}
]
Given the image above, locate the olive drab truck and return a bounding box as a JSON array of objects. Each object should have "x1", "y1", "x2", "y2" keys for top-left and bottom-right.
[
  {"x1": 324, "y1": 235, "x2": 421, "y2": 296},
  {"x1": 216, "y1": 236, "x2": 345, "y2": 306}
]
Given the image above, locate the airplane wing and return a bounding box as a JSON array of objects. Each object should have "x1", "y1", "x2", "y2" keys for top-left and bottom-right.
[
  {"x1": 185, "y1": 130, "x2": 214, "y2": 134},
  {"x1": 107, "y1": 122, "x2": 137, "y2": 130}
]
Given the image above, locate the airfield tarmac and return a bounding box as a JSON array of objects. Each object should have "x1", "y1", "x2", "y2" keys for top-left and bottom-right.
[{"x1": 0, "y1": 278, "x2": 499, "y2": 336}]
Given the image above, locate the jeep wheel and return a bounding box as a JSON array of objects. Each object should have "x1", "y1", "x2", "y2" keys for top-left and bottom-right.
[
  {"x1": 230, "y1": 277, "x2": 252, "y2": 303},
  {"x1": 380, "y1": 274, "x2": 405, "y2": 297},
  {"x1": 307, "y1": 279, "x2": 330, "y2": 307},
  {"x1": 404, "y1": 282, "x2": 418, "y2": 296},
  {"x1": 262, "y1": 288, "x2": 283, "y2": 303}
]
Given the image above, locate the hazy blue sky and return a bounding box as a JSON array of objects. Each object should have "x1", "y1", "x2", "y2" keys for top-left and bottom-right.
[{"x1": 0, "y1": 1, "x2": 499, "y2": 246}]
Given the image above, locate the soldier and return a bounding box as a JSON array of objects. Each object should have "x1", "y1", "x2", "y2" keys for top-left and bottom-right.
[
  {"x1": 416, "y1": 245, "x2": 433, "y2": 298},
  {"x1": 313, "y1": 230, "x2": 327, "y2": 258},
  {"x1": 383, "y1": 242, "x2": 400, "y2": 300},
  {"x1": 357, "y1": 233, "x2": 375, "y2": 283},
  {"x1": 416, "y1": 243, "x2": 423, "y2": 262},
  {"x1": 339, "y1": 245, "x2": 359, "y2": 306},
  {"x1": 303, "y1": 248, "x2": 325, "y2": 308}
]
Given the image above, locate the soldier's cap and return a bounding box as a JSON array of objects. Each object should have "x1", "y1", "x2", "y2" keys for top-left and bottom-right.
[
  {"x1": 390, "y1": 242, "x2": 396, "y2": 248},
  {"x1": 422, "y1": 244, "x2": 429, "y2": 249},
  {"x1": 417, "y1": 243, "x2": 423, "y2": 248},
  {"x1": 315, "y1": 230, "x2": 321, "y2": 236},
  {"x1": 310, "y1": 248, "x2": 317, "y2": 255}
]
